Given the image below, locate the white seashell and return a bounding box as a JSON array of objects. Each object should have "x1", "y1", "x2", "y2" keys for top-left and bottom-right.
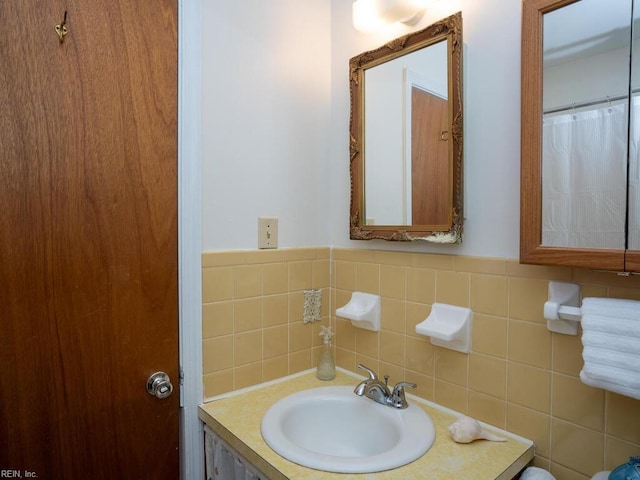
[{"x1": 448, "y1": 416, "x2": 507, "y2": 443}]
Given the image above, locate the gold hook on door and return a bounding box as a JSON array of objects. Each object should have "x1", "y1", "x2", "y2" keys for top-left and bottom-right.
[{"x1": 55, "y1": 11, "x2": 68, "y2": 44}]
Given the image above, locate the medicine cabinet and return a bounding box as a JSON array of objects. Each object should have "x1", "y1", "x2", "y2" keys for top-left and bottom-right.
[{"x1": 521, "y1": 0, "x2": 640, "y2": 272}]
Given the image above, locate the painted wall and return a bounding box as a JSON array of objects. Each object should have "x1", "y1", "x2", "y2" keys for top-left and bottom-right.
[
  {"x1": 328, "y1": 0, "x2": 522, "y2": 257},
  {"x1": 201, "y1": 0, "x2": 522, "y2": 257},
  {"x1": 201, "y1": 0, "x2": 331, "y2": 251}
]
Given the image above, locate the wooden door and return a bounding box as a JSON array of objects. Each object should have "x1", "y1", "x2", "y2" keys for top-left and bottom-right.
[
  {"x1": 0, "y1": 1, "x2": 179, "y2": 478},
  {"x1": 411, "y1": 87, "x2": 450, "y2": 227}
]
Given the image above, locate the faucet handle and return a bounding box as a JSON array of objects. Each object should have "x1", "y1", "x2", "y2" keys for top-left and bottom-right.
[
  {"x1": 389, "y1": 381, "x2": 417, "y2": 409},
  {"x1": 357, "y1": 363, "x2": 378, "y2": 380},
  {"x1": 392, "y1": 381, "x2": 416, "y2": 393}
]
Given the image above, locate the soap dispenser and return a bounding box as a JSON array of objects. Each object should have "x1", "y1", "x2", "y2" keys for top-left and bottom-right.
[{"x1": 317, "y1": 325, "x2": 336, "y2": 381}]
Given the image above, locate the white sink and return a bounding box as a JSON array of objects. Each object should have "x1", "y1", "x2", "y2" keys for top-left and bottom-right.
[{"x1": 260, "y1": 385, "x2": 435, "y2": 473}]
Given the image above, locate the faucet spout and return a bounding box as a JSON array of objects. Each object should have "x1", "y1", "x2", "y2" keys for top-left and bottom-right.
[
  {"x1": 354, "y1": 363, "x2": 378, "y2": 396},
  {"x1": 353, "y1": 381, "x2": 367, "y2": 396},
  {"x1": 357, "y1": 363, "x2": 378, "y2": 380},
  {"x1": 352, "y1": 364, "x2": 416, "y2": 409},
  {"x1": 362, "y1": 380, "x2": 391, "y2": 404}
]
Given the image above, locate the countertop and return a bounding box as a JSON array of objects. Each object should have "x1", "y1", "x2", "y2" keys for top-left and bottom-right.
[{"x1": 198, "y1": 369, "x2": 534, "y2": 480}]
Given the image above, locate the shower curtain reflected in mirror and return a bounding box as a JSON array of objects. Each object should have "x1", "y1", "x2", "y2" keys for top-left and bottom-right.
[
  {"x1": 628, "y1": 96, "x2": 640, "y2": 250},
  {"x1": 542, "y1": 102, "x2": 628, "y2": 249}
]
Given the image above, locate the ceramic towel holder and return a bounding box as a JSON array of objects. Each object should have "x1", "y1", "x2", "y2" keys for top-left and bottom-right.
[
  {"x1": 415, "y1": 303, "x2": 472, "y2": 353},
  {"x1": 543, "y1": 281, "x2": 582, "y2": 335},
  {"x1": 335, "y1": 292, "x2": 380, "y2": 332}
]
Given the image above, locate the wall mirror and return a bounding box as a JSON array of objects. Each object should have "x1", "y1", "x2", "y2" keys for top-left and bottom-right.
[
  {"x1": 521, "y1": 0, "x2": 640, "y2": 271},
  {"x1": 350, "y1": 12, "x2": 463, "y2": 242}
]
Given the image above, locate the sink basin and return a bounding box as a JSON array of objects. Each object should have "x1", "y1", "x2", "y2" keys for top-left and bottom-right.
[{"x1": 260, "y1": 385, "x2": 435, "y2": 473}]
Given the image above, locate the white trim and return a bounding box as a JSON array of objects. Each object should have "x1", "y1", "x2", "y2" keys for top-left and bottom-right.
[{"x1": 178, "y1": 0, "x2": 203, "y2": 479}]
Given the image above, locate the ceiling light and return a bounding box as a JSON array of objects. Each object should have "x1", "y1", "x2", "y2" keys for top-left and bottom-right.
[{"x1": 353, "y1": 0, "x2": 428, "y2": 33}]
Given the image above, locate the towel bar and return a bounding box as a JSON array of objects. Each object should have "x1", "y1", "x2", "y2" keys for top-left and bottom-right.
[
  {"x1": 544, "y1": 281, "x2": 581, "y2": 335},
  {"x1": 555, "y1": 305, "x2": 582, "y2": 322}
]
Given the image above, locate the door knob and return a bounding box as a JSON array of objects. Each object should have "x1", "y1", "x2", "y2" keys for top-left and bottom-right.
[{"x1": 146, "y1": 372, "x2": 173, "y2": 399}]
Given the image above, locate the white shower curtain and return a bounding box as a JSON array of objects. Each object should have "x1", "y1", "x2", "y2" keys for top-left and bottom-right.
[
  {"x1": 542, "y1": 102, "x2": 628, "y2": 249},
  {"x1": 628, "y1": 96, "x2": 640, "y2": 250}
]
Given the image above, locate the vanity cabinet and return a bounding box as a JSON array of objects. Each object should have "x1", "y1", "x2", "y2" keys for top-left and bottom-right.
[
  {"x1": 521, "y1": 0, "x2": 640, "y2": 272},
  {"x1": 204, "y1": 425, "x2": 266, "y2": 480},
  {"x1": 198, "y1": 371, "x2": 534, "y2": 479}
]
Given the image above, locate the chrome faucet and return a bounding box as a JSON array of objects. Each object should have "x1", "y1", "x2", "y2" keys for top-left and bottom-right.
[{"x1": 353, "y1": 364, "x2": 416, "y2": 409}]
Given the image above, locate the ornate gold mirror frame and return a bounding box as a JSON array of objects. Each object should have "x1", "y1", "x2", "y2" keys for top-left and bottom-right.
[{"x1": 349, "y1": 12, "x2": 463, "y2": 242}]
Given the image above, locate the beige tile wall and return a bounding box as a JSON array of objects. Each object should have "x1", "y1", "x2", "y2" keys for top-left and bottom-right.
[
  {"x1": 202, "y1": 248, "x2": 330, "y2": 396},
  {"x1": 202, "y1": 247, "x2": 640, "y2": 480}
]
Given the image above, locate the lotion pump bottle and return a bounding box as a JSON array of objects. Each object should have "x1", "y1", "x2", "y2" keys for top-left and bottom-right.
[{"x1": 317, "y1": 325, "x2": 336, "y2": 381}]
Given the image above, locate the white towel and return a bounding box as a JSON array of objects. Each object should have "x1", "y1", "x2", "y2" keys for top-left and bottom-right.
[
  {"x1": 581, "y1": 314, "x2": 640, "y2": 338},
  {"x1": 580, "y1": 297, "x2": 640, "y2": 400},
  {"x1": 581, "y1": 363, "x2": 640, "y2": 390},
  {"x1": 582, "y1": 297, "x2": 640, "y2": 319},
  {"x1": 580, "y1": 371, "x2": 640, "y2": 400},
  {"x1": 582, "y1": 345, "x2": 640, "y2": 373},
  {"x1": 582, "y1": 331, "x2": 640, "y2": 357},
  {"x1": 581, "y1": 297, "x2": 640, "y2": 337}
]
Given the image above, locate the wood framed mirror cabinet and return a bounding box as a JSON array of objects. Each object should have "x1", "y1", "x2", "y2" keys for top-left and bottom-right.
[
  {"x1": 349, "y1": 12, "x2": 463, "y2": 243},
  {"x1": 521, "y1": 0, "x2": 640, "y2": 272}
]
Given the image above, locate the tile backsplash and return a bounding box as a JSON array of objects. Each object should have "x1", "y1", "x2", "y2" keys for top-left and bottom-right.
[
  {"x1": 202, "y1": 247, "x2": 640, "y2": 480},
  {"x1": 202, "y1": 248, "x2": 330, "y2": 395}
]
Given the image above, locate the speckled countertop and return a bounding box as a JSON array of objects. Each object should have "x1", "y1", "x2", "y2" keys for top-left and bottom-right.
[{"x1": 198, "y1": 369, "x2": 534, "y2": 480}]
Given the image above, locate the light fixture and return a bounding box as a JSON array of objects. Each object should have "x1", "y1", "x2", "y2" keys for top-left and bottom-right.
[{"x1": 352, "y1": 0, "x2": 428, "y2": 33}]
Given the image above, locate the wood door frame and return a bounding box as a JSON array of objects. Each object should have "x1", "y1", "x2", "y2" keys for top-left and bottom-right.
[{"x1": 178, "y1": 1, "x2": 204, "y2": 479}]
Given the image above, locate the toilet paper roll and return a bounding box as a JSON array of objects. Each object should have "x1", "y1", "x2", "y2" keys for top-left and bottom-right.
[{"x1": 520, "y1": 466, "x2": 556, "y2": 480}]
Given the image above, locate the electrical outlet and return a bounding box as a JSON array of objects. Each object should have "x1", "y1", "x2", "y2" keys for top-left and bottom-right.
[{"x1": 258, "y1": 217, "x2": 278, "y2": 249}]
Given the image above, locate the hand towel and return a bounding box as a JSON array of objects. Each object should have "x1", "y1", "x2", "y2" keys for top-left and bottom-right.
[
  {"x1": 580, "y1": 371, "x2": 640, "y2": 401},
  {"x1": 582, "y1": 297, "x2": 640, "y2": 317},
  {"x1": 582, "y1": 330, "x2": 640, "y2": 356},
  {"x1": 581, "y1": 363, "x2": 640, "y2": 390},
  {"x1": 582, "y1": 345, "x2": 640, "y2": 373},
  {"x1": 580, "y1": 297, "x2": 640, "y2": 400},
  {"x1": 581, "y1": 313, "x2": 640, "y2": 338},
  {"x1": 581, "y1": 298, "x2": 640, "y2": 337}
]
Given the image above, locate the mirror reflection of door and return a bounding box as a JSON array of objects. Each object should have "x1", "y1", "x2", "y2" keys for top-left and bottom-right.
[
  {"x1": 351, "y1": 12, "x2": 463, "y2": 242},
  {"x1": 411, "y1": 87, "x2": 449, "y2": 225},
  {"x1": 364, "y1": 40, "x2": 448, "y2": 226}
]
